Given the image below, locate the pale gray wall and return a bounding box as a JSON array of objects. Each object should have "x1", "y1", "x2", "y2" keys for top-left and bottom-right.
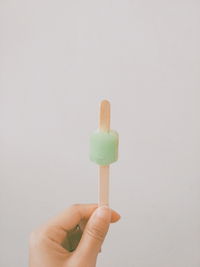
[{"x1": 0, "y1": 1, "x2": 200, "y2": 267}]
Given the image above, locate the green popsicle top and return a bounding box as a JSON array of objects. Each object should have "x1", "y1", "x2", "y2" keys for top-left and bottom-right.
[{"x1": 89, "y1": 129, "x2": 119, "y2": 165}]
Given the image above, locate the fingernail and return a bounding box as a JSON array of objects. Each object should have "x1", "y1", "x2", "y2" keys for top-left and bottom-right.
[{"x1": 115, "y1": 211, "x2": 121, "y2": 220}]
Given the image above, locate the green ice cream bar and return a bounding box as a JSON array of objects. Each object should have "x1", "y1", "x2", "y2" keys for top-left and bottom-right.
[{"x1": 89, "y1": 129, "x2": 119, "y2": 165}]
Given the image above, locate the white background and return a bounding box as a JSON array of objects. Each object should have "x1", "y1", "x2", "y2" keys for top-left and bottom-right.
[{"x1": 0, "y1": 1, "x2": 200, "y2": 266}]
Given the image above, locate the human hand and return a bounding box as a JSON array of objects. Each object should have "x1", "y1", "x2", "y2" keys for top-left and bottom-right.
[{"x1": 29, "y1": 204, "x2": 121, "y2": 267}]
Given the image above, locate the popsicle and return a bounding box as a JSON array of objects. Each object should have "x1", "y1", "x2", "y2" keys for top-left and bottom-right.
[
  {"x1": 89, "y1": 100, "x2": 119, "y2": 206},
  {"x1": 62, "y1": 100, "x2": 119, "y2": 252}
]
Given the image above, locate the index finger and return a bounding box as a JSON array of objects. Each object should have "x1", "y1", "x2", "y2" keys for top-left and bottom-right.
[{"x1": 48, "y1": 204, "x2": 97, "y2": 230}]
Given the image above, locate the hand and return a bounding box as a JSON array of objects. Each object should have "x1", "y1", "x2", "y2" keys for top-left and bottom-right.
[{"x1": 29, "y1": 204, "x2": 121, "y2": 267}]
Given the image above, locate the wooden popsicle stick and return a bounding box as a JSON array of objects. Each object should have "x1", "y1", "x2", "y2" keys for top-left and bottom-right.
[
  {"x1": 99, "y1": 99, "x2": 110, "y2": 132},
  {"x1": 99, "y1": 165, "x2": 109, "y2": 206},
  {"x1": 99, "y1": 100, "x2": 110, "y2": 207}
]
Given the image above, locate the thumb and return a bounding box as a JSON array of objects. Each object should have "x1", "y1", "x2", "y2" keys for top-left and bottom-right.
[{"x1": 75, "y1": 206, "x2": 111, "y2": 259}]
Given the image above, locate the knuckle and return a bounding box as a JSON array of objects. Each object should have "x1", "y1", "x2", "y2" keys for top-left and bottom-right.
[
  {"x1": 72, "y1": 203, "x2": 81, "y2": 208},
  {"x1": 86, "y1": 225, "x2": 106, "y2": 242},
  {"x1": 29, "y1": 226, "x2": 49, "y2": 246},
  {"x1": 29, "y1": 230, "x2": 37, "y2": 244},
  {"x1": 68, "y1": 203, "x2": 82, "y2": 217},
  {"x1": 70, "y1": 203, "x2": 81, "y2": 210},
  {"x1": 29, "y1": 229, "x2": 42, "y2": 247}
]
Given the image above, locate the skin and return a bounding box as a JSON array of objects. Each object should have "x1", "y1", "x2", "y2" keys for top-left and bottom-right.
[{"x1": 29, "y1": 204, "x2": 121, "y2": 267}]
